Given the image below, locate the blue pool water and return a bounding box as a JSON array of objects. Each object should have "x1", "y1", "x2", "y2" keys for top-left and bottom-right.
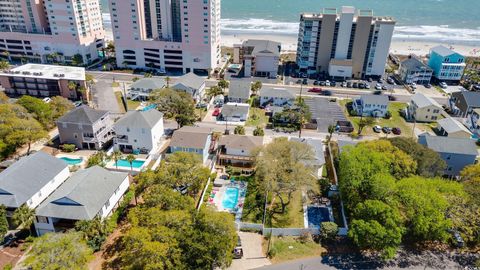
[
  {"x1": 307, "y1": 206, "x2": 333, "y2": 229},
  {"x1": 59, "y1": 157, "x2": 83, "y2": 165},
  {"x1": 115, "y1": 159, "x2": 145, "y2": 168},
  {"x1": 222, "y1": 187, "x2": 240, "y2": 210}
]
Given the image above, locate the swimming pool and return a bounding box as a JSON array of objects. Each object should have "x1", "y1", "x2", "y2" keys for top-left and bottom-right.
[
  {"x1": 222, "y1": 187, "x2": 240, "y2": 210},
  {"x1": 59, "y1": 157, "x2": 83, "y2": 165},
  {"x1": 307, "y1": 206, "x2": 333, "y2": 229},
  {"x1": 114, "y1": 159, "x2": 145, "y2": 169}
]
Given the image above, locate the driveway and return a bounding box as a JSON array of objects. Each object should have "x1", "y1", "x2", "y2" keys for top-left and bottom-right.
[
  {"x1": 303, "y1": 97, "x2": 347, "y2": 132},
  {"x1": 227, "y1": 232, "x2": 271, "y2": 270},
  {"x1": 91, "y1": 79, "x2": 122, "y2": 113}
]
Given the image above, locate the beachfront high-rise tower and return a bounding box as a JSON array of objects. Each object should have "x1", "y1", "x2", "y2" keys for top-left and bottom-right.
[
  {"x1": 0, "y1": 0, "x2": 105, "y2": 64},
  {"x1": 108, "y1": 0, "x2": 221, "y2": 75},
  {"x1": 296, "y1": 6, "x2": 395, "y2": 79}
]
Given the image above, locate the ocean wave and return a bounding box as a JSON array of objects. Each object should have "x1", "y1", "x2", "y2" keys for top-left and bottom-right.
[{"x1": 101, "y1": 13, "x2": 480, "y2": 45}]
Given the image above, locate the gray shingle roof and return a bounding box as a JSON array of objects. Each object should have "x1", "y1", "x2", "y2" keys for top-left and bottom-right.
[
  {"x1": 259, "y1": 87, "x2": 295, "y2": 99},
  {"x1": 455, "y1": 90, "x2": 480, "y2": 108},
  {"x1": 401, "y1": 57, "x2": 432, "y2": 72},
  {"x1": 437, "y1": 117, "x2": 472, "y2": 135},
  {"x1": 218, "y1": 135, "x2": 263, "y2": 152},
  {"x1": 0, "y1": 152, "x2": 68, "y2": 208},
  {"x1": 221, "y1": 103, "x2": 250, "y2": 118},
  {"x1": 243, "y1": 39, "x2": 281, "y2": 57},
  {"x1": 360, "y1": 94, "x2": 389, "y2": 105},
  {"x1": 57, "y1": 105, "x2": 108, "y2": 125},
  {"x1": 169, "y1": 126, "x2": 212, "y2": 149},
  {"x1": 289, "y1": 137, "x2": 325, "y2": 166},
  {"x1": 172, "y1": 72, "x2": 205, "y2": 91},
  {"x1": 411, "y1": 93, "x2": 442, "y2": 108},
  {"x1": 228, "y1": 80, "x2": 251, "y2": 100},
  {"x1": 431, "y1": 45, "x2": 458, "y2": 57},
  {"x1": 418, "y1": 133, "x2": 477, "y2": 156},
  {"x1": 36, "y1": 166, "x2": 128, "y2": 220},
  {"x1": 130, "y1": 78, "x2": 166, "y2": 90},
  {"x1": 114, "y1": 109, "x2": 163, "y2": 129}
]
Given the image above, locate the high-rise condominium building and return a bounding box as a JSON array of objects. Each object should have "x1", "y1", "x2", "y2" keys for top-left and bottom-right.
[
  {"x1": 0, "y1": 0, "x2": 105, "y2": 64},
  {"x1": 109, "y1": 0, "x2": 221, "y2": 75},
  {"x1": 296, "y1": 6, "x2": 395, "y2": 79}
]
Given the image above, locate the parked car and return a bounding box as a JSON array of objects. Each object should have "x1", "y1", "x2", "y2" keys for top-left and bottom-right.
[
  {"x1": 358, "y1": 82, "x2": 366, "y2": 89},
  {"x1": 73, "y1": 101, "x2": 83, "y2": 107},
  {"x1": 365, "y1": 83, "x2": 371, "y2": 89},
  {"x1": 313, "y1": 80, "x2": 320, "y2": 85},
  {"x1": 302, "y1": 78, "x2": 308, "y2": 85},
  {"x1": 373, "y1": 125, "x2": 382, "y2": 133},
  {"x1": 330, "y1": 81, "x2": 337, "y2": 87},
  {"x1": 42, "y1": 97, "x2": 52, "y2": 103},
  {"x1": 387, "y1": 77, "x2": 395, "y2": 84},
  {"x1": 382, "y1": 85, "x2": 388, "y2": 90},
  {"x1": 392, "y1": 127, "x2": 401, "y2": 135},
  {"x1": 346, "y1": 81, "x2": 352, "y2": 88},
  {"x1": 411, "y1": 82, "x2": 417, "y2": 89},
  {"x1": 308, "y1": 87, "x2": 322, "y2": 93},
  {"x1": 388, "y1": 95, "x2": 396, "y2": 101},
  {"x1": 352, "y1": 82, "x2": 358, "y2": 88},
  {"x1": 319, "y1": 81, "x2": 326, "y2": 86},
  {"x1": 196, "y1": 103, "x2": 208, "y2": 108},
  {"x1": 440, "y1": 82, "x2": 448, "y2": 89},
  {"x1": 341, "y1": 81, "x2": 347, "y2": 87},
  {"x1": 322, "y1": 90, "x2": 332, "y2": 96},
  {"x1": 375, "y1": 83, "x2": 382, "y2": 90},
  {"x1": 296, "y1": 79, "x2": 303, "y2": 84},
  {"x1": 325, "y1": 80, "x2": 331, "y2": 86},
  {"x1": 382, "y1": 127, "x2": 392, "y2": 134},
  {"x1": 212, "y1": 108, "x2": 220, "y2": 116},
  {"x1": 378, "y1": 78, "x2": 385, "y2": 84},
  {"x1": 425, "y1": 83, "x2": 432, "y2": 88},
  {"x1": 368, "y1": 77, "x2": 373, "y2": 82},
  {"x1": 373, "y1": 90, "x2": 382, "y2": 95}
]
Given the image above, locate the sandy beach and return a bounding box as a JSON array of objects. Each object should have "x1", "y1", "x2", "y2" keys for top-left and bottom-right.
[{"x1": 221, "y1": 33, "x2": 480, "y2": 57}]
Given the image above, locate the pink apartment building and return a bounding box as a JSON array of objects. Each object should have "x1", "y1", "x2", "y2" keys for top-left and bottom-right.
[
  {"x1": 0, "y1": 0, "x2": 105, "y2": 64},
  {"x1": 109, "y1": 0, "x2": 221, "y2": 75}
]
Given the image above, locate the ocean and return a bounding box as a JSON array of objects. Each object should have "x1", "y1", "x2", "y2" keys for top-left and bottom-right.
[{"x1": 101, "y1": 0, "x2": 480, "y2": 45}]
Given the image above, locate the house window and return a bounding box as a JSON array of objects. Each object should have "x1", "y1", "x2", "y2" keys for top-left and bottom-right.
[{"x1": 36, "y1": 216, "x2": 49, "y2": 224}]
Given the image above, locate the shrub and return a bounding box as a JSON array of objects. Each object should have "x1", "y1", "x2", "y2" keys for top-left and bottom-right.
[
  {"x1": 298, "y1": 231, "x2": 312, "y2": 244},
  {"x1": 253, "y1": 126, "x2": 265, "y2": 136},
  {"x1": 320, "y1": 222, "x2": 338, "y2": 242},
  {"x1": 234, "y1": 126, "x2": 245, "y2": 135},
  {"x1": 384, "y1": 111, "x2": 392, "y2": 119},
  {"x1": 61, "y1": 144, "x2": 76, "y2": 152}
]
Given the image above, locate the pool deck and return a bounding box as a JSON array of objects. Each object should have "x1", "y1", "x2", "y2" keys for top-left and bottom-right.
[{"x1": 209, "y1": 179, "x2": 247, "y2": 222}]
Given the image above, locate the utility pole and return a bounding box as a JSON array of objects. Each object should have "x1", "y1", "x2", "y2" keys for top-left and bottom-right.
[{"x1": 298, "y1": 83, "x2": 304, "y2": 138}]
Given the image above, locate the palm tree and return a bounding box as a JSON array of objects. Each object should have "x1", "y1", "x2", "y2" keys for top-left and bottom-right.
[
  {"x1": 12, "y1": 204, "x2": 35, "y2": 235},
  {"x1": 126, "y1": 154, "x2": 135, "y2": 172},
  {"x1": 0, "y1": 60, "x2": 9, "y2": 70},
  {"x1": 251, "y1": 81, "x2": 262, "y2": 96},
  {"x1": 165, "y1": 76, "x2": 171, "y2": 88},
  {"x1": 111, "y1": 150, "x2": 123, "y2": 170},
  {"x1": 68, "y1": 81, "x2": 77, "y2": 92},
  {"x1": 2, "y1": 51, "x2": 11, "y2": 62}
]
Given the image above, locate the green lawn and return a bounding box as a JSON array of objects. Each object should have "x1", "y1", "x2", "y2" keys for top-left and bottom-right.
[
  {"x1": 246, "y1": 107, "x2": 269, "y2": 127},
  {"x1": 340, "y1": 100, "x2": 413, "y2": 137},
  {"x1": 263, "y1": 236, "x2": 326, "y2": 263},
  {"x1": 114, "y1": 91, "x2": 141, "y2": 112},
  {"x1": 268, "y1": 190, "x2": 305, "y2": 228},
  {"x1": 242, "y1": 177, "x2": 305, "y2": 228}
]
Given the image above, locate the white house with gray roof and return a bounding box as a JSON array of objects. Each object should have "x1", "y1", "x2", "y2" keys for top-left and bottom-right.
[
  {"x1": 418, "y1": 133, "x2": 477, "y2": 177},
  {"x1": 128, "y1": 78, "x2": 166, "y2": 101},
  {"x1": 171, "y1": 72, "x2": 206, "y2": 103},
  {"x1": 0, "y1": 152, "x2": 69, "y2": 215},
  {"x1": 437, "y1": 117, "x2": 472, "y2": 138},
  {"x1": 353, "y1": 94, "x2": 389, "y2": 117},
  {"x1": 34, "y1": 166, "x2": 129, "y2": 235},
  {"x1": 233, "y1": 39, "x2": 281, "y2": 78},
  {"x1": 220, "y1": 103, "x2": 250, "y2": 123},
  {"x1": 57, "y1": 105, "x2": 114, "y2": 150},
  {"x1": 259, "y1": 87, "x2": 295, "y2": 107},
  {"x1": 227, "y1": 80, "x2": 251, "y2": 103},
  {"x1": 114, "y1": 109, "x2": 164, "y2": 154},
  {"x1": 407, "y1": 93, "x2": 443, "y2": 122}
]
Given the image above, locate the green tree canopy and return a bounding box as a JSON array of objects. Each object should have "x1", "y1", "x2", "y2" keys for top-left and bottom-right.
[
  {"x1": 17, "y1": 95, "x2": 53, "y2": 128},
  {"x1": 24, "y1": 232, "x2": 92, "y2": 270},
  {"x1": 255, "y1": 137, "x2": 315, "y2": 213},
  {"x1": 349, "y1": 200, "x2": 405, "y2": 259},
  {"x1": 75, "y1": 217, "x2": 111, "y2": 251},
  {"x1": 388, "y1": 137, "x2": 446, "y2": 177},
  {"x1": 50, "y1": 96, "x2": 74, "y2": 120},
  {"x1": 150, "y1": 88, "x2": 196, "y2": 128},
  {"x1": 0, "y1": 205, "x2": 8, "y2": 237}
]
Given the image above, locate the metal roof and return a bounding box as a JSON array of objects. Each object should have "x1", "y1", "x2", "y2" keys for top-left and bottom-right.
[
  {"x1": 114, "y1": 109, "x2": 163, "y2": 129},
  {"x1": 57, "y1": 105, "x2": 108, "y2": 125},
  {"x1": 418, "y1": 133, "x2": 477, "y2": 156},
  {"x1": 411, "y1": 93, "x2": 442, "y2": 108}
]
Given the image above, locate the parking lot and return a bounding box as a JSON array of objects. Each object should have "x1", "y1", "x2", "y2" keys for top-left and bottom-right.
[{"x1": 304, "y1": 97, "x2": 348, "y2": 132}]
